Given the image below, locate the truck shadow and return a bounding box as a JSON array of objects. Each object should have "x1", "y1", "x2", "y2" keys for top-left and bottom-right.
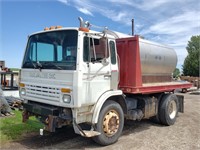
[
  {"x1": 14, "y1": 119, "x2": 164, "y2": 149},
  {"x1": 122, "y1": 119, "x2": 163, "y2": 136}
]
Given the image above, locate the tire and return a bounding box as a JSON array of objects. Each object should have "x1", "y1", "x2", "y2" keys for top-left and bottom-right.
[
  {"x1": 92, "y1": 100, "x2": 124, "y2": 145},
  {"x1": 159, "y1": 94, "x2": 179, "y2": 126}
]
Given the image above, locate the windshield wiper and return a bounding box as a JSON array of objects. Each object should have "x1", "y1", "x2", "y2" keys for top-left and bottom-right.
[
  {"x1": 36, "y1": 61, "x2": 43, "y2": 70},
  {"x1": 23, "y1": 59, "x2": 37, "y2": 69},
  {"x1": 43, "y1": 62, "x2": 62, "y2": 70}
]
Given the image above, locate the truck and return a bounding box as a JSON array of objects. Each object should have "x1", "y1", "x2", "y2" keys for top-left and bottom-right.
[{"x1": 20, "y1": 17, "x2": 192, "y2": 145}]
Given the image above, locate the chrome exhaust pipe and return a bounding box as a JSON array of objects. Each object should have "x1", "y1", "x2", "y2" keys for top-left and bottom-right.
[{"x1": 78, "y1": 17, "x2": 84, "y2": 27}]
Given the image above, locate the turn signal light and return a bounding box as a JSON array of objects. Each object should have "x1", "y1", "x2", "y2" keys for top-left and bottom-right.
[
  {"x1": 19, "y1": 83, "x2": 25, "y2": 87},
  {"x1": 61, "y1": 88, "x2": 71, "y2": 93}
]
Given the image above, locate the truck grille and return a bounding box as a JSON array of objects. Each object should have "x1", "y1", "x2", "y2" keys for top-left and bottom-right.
[{"x1": 26, "y1": 84, "x2": 60, "y2": 102}]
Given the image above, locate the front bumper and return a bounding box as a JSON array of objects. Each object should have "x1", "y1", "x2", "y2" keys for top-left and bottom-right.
[
  {"x1": 22, "y1": 101, "x2": 72, "y2": 132},
  {"x1": 23, "y1": 102, "x2": 59, "y2": 116}
]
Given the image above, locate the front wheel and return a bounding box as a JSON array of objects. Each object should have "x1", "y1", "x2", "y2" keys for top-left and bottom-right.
[{"x1": 92, "y1": 100, "x2": 124, "y2": 145}]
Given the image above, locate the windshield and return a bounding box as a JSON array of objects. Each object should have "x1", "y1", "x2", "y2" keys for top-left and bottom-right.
[{"x1": 22, "y1": 30, "x2": 78, "y2": 70}]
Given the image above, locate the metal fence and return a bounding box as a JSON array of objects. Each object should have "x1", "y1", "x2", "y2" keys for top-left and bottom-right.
[{"x1": 0, "y1": 72, "x2": 19, "y2": 90}]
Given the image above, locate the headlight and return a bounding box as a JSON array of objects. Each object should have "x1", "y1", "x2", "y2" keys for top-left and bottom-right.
[
  {"x1": 63, "y1": 94, "x2": 71, "y2": 103},
  {"x1": 20, "y1": 88, "x2": 26, "y2": 96}
]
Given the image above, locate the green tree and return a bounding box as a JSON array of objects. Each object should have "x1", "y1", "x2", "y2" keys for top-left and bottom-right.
[
  {"x1": 173, "y1": 68, "x2": 180, "y2": 78},
  {"x1": 182, "y1": 35, "x2": 200, "y2": 77}
]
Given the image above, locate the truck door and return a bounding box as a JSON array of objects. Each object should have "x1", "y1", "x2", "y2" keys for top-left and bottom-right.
[{"x1": 82, "y1": 36, "x2": 111, "y2": 105}]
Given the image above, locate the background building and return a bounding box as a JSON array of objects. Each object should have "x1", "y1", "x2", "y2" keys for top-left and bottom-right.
[{"x1": 0, "y1": 61, "x2": 5, "y2": 68}]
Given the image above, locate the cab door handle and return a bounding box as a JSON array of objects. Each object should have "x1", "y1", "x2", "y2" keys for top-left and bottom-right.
[{"x1": 104, "y1": 74, "x2": 111, "y2": 78}]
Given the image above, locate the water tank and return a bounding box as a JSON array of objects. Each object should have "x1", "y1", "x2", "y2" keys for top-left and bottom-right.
[
  {"x1": 139, "y1": 38, "x2": 177, "y2": 76},
  {"x1": 114, "y1": 31, "x2": 177, "y2": 83}
]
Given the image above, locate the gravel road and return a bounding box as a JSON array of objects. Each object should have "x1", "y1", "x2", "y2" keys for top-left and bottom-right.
[{"x1": 1, "y1": 93, "x2": 200, "y2": 150}]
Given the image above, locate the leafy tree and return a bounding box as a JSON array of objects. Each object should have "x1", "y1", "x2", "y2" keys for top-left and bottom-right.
[
  {"x1": 173, "y1": 68, "x2": 180, "y2": 78},
  {"x1": 182, "y1": 35, "x2": 200, "y2": 77}
]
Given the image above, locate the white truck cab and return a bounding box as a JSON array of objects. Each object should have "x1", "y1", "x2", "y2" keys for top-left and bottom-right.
[{"x1": 20, "y1": 18, "x2": 124, "y2": 145}]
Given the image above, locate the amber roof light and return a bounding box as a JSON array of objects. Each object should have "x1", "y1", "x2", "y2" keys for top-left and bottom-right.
[{"x1": 79, "y1": 27, "x2": 89, "y2": 32}]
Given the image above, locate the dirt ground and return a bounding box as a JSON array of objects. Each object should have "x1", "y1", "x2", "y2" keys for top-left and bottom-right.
[{"x1": 1, "y1": 93, "x2": 200, "y2": 150}]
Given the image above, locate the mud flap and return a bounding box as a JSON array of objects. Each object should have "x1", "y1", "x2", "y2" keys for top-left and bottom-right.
[
  {"x1": 73, "y1": 120, "x2": 101, "y2": 137},
  {"x1": 80, "y1": 130, "x2": 101, "y2": 137},
  {"x1": 22, "y1": 110, "x2": 30, "y2": 122},
  {"x1": 45, "y1": 115, "x2": 57, "y2": 132},
  {"x1": 176, "y1": 95, "x2": 184, "y2": 113}
]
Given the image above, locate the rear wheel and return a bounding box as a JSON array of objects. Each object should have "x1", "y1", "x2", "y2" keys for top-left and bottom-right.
[
  {"x1": 159, "y1": 94, "x2": 179, "y2": 125},
  {"x1": 92, "y1": 100, "x2": 124, "y2": 145}
]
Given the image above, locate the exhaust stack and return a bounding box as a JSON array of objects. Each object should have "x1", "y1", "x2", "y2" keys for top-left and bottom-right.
[
  {"x1": 132, "y1": 18, "x2": 134, "y2": 36},
  {"x1": 78, "y1": 17, "x2": 90, "y2": 28}
]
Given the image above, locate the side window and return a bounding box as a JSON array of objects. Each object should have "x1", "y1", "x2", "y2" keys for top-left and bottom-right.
[
  {"x1": 96, "y1": 38, "x2": 109, "y2": 60},
  {"x1": 83, "y1": 37, "x2": 90, "y2": 62},
  {"x1": 83, "y1": 37, "x2": 109, "y2": 62},
  {"x1": 110, "y1": 41, "x2": 116, "y2": 64}
]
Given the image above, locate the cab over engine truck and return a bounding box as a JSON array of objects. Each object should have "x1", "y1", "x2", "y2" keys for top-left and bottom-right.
[{"x1": 20, "y1": 17, "x2": 192, "y2": 145}]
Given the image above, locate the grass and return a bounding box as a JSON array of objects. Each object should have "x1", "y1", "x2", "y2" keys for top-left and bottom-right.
[
  {"x1": 0, "y1": 110, "x2": 43, "y2": 143},
  {"x1": 9, "y1": 68, "x2": 20, "y2": 72}
]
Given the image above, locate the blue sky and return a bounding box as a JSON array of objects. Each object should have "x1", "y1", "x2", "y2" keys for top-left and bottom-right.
[{"x1": 0, "y1": 0, "x2": 200, "y2": 71}]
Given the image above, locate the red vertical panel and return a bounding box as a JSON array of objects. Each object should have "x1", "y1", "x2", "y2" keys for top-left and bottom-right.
[
  {"x1": 116, "y1": 36, "x2": 142, "y2": 89},
  {"x1": 132, "y1": 36, "x2": 142, "y2": 87},
  {"x1": 116, "y1": 41, "x2": 125, "y2": 86},
  {"x1": 126, "y1": 40, "x2": 134, "y2": 86}
]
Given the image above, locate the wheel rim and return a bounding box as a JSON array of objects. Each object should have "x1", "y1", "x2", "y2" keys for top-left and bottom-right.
[
  {"x1": 103, "y1": 109, "x2": 120, "y2": 137},
  {"x1": 168, "y1": 100, "x2": 177, "y2": 119}
]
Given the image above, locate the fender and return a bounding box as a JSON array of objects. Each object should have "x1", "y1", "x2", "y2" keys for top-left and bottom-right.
[{"x1": 91, "y1": 90, "x2": 123, "y2": 124}]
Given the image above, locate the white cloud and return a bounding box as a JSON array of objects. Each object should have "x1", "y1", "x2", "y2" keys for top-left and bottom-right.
[
  {"x1": 135, "y1": 0, "x2": 175, "y2": 11},
  {"x1": 138, "y1": 9, "x2": 200, "y2": 70},
  {"x1": 77, "y1": 7, "x2": 93, "y2": 16},
  {"x1": 57, "y1": 0, "x2": 200, "y2": 70},
  {"x1": 95, "y1": 9, "x2": 131, "y2": 26},
  {"x1": 105, "y1": 0, "x2": 178, "y2": 11},
  {"x1": 143, "y1": 11, "x2": 200, "y2": 35},
  {"x1": 112, "y1": 12, "x2": 126, "y2": 22},
  {"x1": 176, "y1": 48, "x2": 188, "y2": 69},
  {"x1": 57, "y1": 0, "x2": 68, "y2": 5}
]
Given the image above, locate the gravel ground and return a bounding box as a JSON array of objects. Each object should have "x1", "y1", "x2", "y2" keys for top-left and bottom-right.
[{"x1": 1, "y1": 93, "x2": 200, "y2": 150}]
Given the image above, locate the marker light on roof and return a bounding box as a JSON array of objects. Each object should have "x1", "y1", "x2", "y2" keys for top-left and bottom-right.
[
  {"x1": 44, "y1": 26, "x2": 62, "y2": 31},
  {"x1": 49, "y1": 26, "x2": 56, "y2": 30},
  {"x1": 56, "y1": 25, "x2": 62, "y2": 29},
  {"x1": 79, "y1": 27, "x2": 89, "y2": 32},
  {"x1": 44, "y1": 27, "x2": 49, "y2": 31}
]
